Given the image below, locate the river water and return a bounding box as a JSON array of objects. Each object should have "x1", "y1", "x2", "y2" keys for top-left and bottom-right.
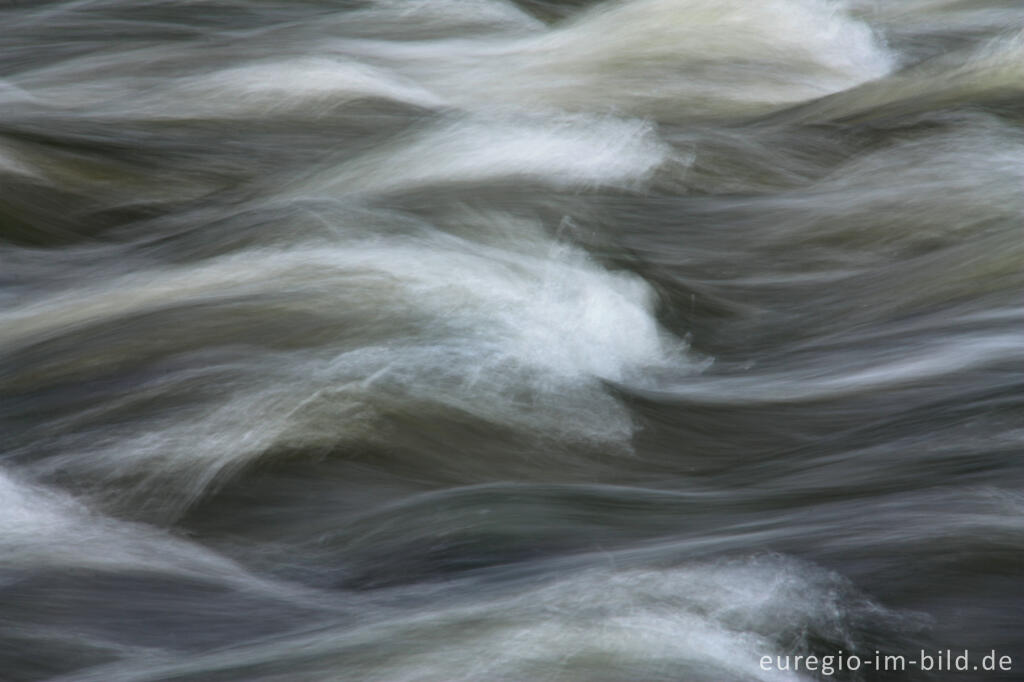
[{"x1": 1, "y1": 1, "x2": 1022, "y2": 680}]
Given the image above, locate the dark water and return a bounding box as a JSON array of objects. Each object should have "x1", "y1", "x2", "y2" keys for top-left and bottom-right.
[{"x1": 2, "y1": 1, "x2": 1023, "y2": 680}]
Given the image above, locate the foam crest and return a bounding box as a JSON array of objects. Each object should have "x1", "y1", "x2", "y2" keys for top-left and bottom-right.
[
  {"x1": 7, "y1": 217, "x2": 687, "y2": 509},
  {"x1": 309, "y1": 114, "x2": 670, "y2": 194},
  {"x1": 71, "y1": 556, "x2": 877, "y2": 681},
  {"x1": 0, "y1": 469, "x2": 241, "y2": 579},
  {"x1": 170, "y1": 58, "x2": 445, "y2": 116},
  {"x1": 425, "y1": 0, "x2": 896, "y2": 119}
]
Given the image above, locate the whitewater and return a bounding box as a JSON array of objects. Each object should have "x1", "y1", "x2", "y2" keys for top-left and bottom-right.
[{"x1": 1, "y1": 1, "x2": 1022, "y2": 680}]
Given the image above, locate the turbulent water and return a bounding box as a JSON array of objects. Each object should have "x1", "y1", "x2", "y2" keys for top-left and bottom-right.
[{"x1": 2, "y1": 1, "x2": 1023, "y2": 680}]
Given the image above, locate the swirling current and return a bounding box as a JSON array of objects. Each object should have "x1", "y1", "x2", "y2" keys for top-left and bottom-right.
[{"x1": 1, "y1": 1, "x2": 1023, "y2": 680}]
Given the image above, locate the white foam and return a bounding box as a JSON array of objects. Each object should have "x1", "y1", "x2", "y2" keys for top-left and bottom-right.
[
  {"x1": 7, "y1": 217, "x2": 688, "y2": 506},
  {"x1": 360, "y1": 0, "x2": 543, "y2": 34},
  {"x1": 87, "y1": 555, "x2": 857, "y2": 681},
  {"x1": 306, "y1": 113, "x2": 670, "y2": 195},
  {"x1": 0, "y1": 469, "x2": 240, "y2": 579},
  {"x1": 366, "y1": 0, "x2": 896, "y2": 119},
  {"x1": 170, "y1": 58, "x2": 446, "y2": 116},
  {"x1": 7, "y1": 0, "x2": 894, "y2": 124}
]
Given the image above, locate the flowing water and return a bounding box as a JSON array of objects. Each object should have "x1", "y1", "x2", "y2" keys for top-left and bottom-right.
[{"x1": 1, "y1": 1, "x2": 1023, "y2": 680}]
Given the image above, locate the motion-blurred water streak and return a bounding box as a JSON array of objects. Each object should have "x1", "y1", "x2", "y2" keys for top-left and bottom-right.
[{"x1": 1, "y1": 1, "x2": 1022, "y2": 680}]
